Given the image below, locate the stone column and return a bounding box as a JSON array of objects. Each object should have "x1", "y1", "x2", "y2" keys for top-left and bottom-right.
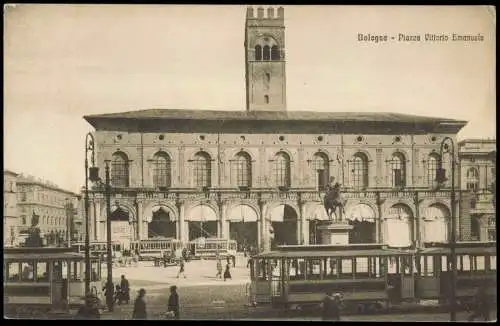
[
  {"x1": 300, "y1": 202, "x2": 309, "y2": 245},
  {"x1": 375, "y1": 192, "x2": 384, "y2": 244},
  {"x1": 177, "y1": 200, "x2": 185, "y2": 242},
  {"x1": 136, "y1": 199, "x2": 143, "y2": 241},
  {"x1": 219, "y1": 200, "x2": 229, "y2": 239},
  {"x1": 259, "y1": 200, "x2": 268, "y2": 252}
]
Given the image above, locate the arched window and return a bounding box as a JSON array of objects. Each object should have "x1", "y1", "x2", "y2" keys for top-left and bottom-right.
[
  {"x1": 273, "y1": 152, "x2": 291, "y2": 188},
  {"x1": 351, "y1": 153, "x2": 368, "y2": 189},
  {"x1": 426, "y1": 153, "x2": 440, "y2": 186},
  {"x1": 391, "y1": 153, "x2": 406, "y2": 188},
  {"x1": 311, "y1": 153, "x2": 329, "y2": 190},
  {"x1": 111, "y1": 151, "x2": 129, "y2": 188},
  {"x1": 254, "y1": 45, "x2": 262, "y2": 61},
  {"x1": 265, "y1": 73, "x2": 271, "y2": 83},
  {"x1": 193, "y1": 152, "x2": 211, "y2": 188},
  {"x1": 466, "y1": 167, "x2": 479, "y2": 192},
  {"x1": 263, "y1": 45, "x2": 271, "y2": 61},
  {"x1": 264, "y1": 95, "x2": 269, "y2": 104},
  {"x1": 153, "y1": 152, "x2": 172, "y2": 188},
  {"x1": 271, "y1": 45, "x2": 280, "y2": 60},
  {"x1": 232, "y1": 152, "x2": 252, "y2": 188}
]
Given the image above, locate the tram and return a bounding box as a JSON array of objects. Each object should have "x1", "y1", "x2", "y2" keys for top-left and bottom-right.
[
  {"x1": 188, "y1": 238, "x2": 237, "y2": 260},
  {"x1": 4, "y1": 247, "x2": 103, "y2": 318},
  {"x1": 249, "y1": 242, "x2": 496, "y2": 313},
  {"x1": 130, "y1": 237, "x2": 183, "y2": 261},
  {"x1": 71, "y1": 241, "x2": 123, "y2": 257}
]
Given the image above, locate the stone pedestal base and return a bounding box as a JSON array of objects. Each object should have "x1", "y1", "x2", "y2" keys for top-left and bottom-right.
[{"x1": 318, "y1": 222, "x2": 354, "y2": 245}]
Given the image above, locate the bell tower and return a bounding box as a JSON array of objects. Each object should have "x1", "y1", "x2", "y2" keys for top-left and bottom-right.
[{"x1": 245, "y1": 6, "x2": 287, "y2": 112}]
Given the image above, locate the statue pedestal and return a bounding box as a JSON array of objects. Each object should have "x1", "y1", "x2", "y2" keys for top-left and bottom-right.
[{"x1": 317, "y1": 222, "x2": 354, "y2": 245}]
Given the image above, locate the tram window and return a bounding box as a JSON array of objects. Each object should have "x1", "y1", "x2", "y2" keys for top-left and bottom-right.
[
  {"x1": 257, "y1": 259, "x2": 267, "y2": 281},
  {"x1": 271, "y1": 260, "x2": 281, "y2": 277},
  {"x1": 307, "y1": 259, "x2": 322, "y2": 280},
  {"x1": 355, "y1": 257, "x2": 369, "y2": 277},
  {"x1": 91, "y1": 261, "x2": 100, "y2": 281},
  {"x1": 423, "y1": 256, "x2": 434, "y2": 276},
  {"x1": 21, "y1": 262, "x2": 35, "y2": 282},
  {"x1": 36, "y1": 262, "x2": 49, "y2": 282},
  {"x1": 323, "y1": 258, "x2": 340, "y2": 279},
  {"x1": 340, "y1": 258, "x2": 353, "y2": 278},
  {"x1": 473, "y1": 256, "x2": 486, "y2": 271},
  {"x1": 7, "y1": 262, "x2": 20, "y2": 281},
  {"x1": 490, "y1": 256, "x2": 497, "y2": 271},
  {"x1": 369, "y1": 257, "x2": 382, "y2": 278},
  {"x1": 70, "y1": 262, "x2": 82, "y2": 281},
  {"x1": 401, "y1": 256, "x2": 412, "y2": 275},
  {"x1": 460, "y1": 255, "x2": 471, "y2": 274},
  {"x1": 388, "y1": 257, "x2": 397, "y2": 274},
  {"x1": 441, "y1": 255, "x2": 448, "y2": 272},
  {"x1": 290, "y1": 259, "x2": 306, "y2": 280}
]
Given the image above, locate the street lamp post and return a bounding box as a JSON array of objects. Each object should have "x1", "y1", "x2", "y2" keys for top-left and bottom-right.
[
  {"x1": 104, "y1": 160, "x2": 114, "y2": 312},
  {"x1": 436, "y1": 136, "x2": 457, "y2": 321},
  {"x1": 84, "y1": 132, "x2": 98, "y2": 296}
]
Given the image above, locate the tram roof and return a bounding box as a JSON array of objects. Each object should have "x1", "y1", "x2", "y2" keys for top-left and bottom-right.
[
  {"x1": 420, "y1": 246, "x2": 496, "y2": 255},
  {"x1": 4, "y1": 251, "x2": 85, "y2": 261},
  {"x1": 255, "y1": 248, "x2": 412, "y2": 259}
]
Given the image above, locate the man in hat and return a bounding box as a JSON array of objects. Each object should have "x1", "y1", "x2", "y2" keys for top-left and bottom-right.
[
  {"x1": 321, "y1": 291, "x2": 341, "y2": 321},
  {"x1": 132, "y1": 288, "x2": 147, "y2": 320},
  {"x1": 76, "y1": 295, "x2": 100, "y2": 320},
  {"x1": 168, "y1": 285, "x2": 180, "y2": 320}
]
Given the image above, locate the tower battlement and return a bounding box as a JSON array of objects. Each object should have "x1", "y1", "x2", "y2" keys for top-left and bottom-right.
[{"x1": 247, "y1": 6, "x2": 284, "y2": 20}]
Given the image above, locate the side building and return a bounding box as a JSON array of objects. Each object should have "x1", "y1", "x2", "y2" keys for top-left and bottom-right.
[
  {"x1": 16, "y1": 174, "x2": 81, "y2": 246},
  {"x1": 4, "y1": 170, "x2": 19, "y2": 246},
  {"x1": 458, "y1": 138, "x2": 496, "y2": 241}
]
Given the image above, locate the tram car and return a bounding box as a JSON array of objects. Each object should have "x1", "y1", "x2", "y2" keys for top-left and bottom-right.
[
  {"x1": 4, "y1": 247, "x2": 103, "y2": 318},
  {"x1": 130, "y1": 237, "x2": 183, "y2": 262},
  {"x1": 249, "y1": 242, "x2": 496, "y2": 313},
  {"x1": 188, "y1": 238, "x2": 237, "y2": 260},
  {"x1": 71, "y1": 241, "x2": 123, "y2": 257}
]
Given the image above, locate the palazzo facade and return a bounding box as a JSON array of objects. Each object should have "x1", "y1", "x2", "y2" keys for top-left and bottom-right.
[{"x1": 83, "y1": 7, "x2": 470, "y2": 251}]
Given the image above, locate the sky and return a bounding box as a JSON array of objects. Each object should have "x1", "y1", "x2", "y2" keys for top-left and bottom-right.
[{"x1": 4, "y1": 4, "x2": 496, "y2": 193}]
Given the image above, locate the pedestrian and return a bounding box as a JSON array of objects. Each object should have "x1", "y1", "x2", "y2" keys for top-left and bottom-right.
[
  {"x1": 468, "y1": 285, "x2": 490, "y2": 321},
  {"x1": 176, "y1": 259, "x2": 187, "y2": 279},
  {"x1": 132, "y1": 288, "x2": 147, "y2": 320},
  {"x1": 223, "y1": 261, "x2": 232, "y2": 281},
  {"x1": 103, "y1": 280, "x2": 115, "y2": 309},
  {"x1": 321, "y1": 291, "x2": 341, "y2": 321},
  {"x1": 216, "y1": 257, "x2": 223, "y2": 279},
  {"x1": 114, "y1": 284, "x2": 122, "y2": 304},
  {"x1": 76, "y1": 295, "x2": 100, "y2": 320},
  {"x1": 167, "y1": 285, "x2": 180, "y2": 320},
  {"x1": 232, "y1": 255, "x2": 236, "y2": 268},
  {"x1": 120, "y1": 274, "x2": 130, "y2": 304}
]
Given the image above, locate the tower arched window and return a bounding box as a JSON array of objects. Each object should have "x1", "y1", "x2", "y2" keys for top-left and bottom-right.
[
  {"x1": 351, "y1": 153, "x2": 368, "y2": 189},
  {"x1": 193, "y1": 152, "x2": 212, "y2": 188},
  {"x1": 263, "y1": 45, "x2": 271, "y2": 61},
  {"x1": 254, "y1": 45, "x2": 262, "y2": 61},
  {"x1": 311, "y1": 153, "x2": 329, "y2": 190},
  {"x1": 273, "y1": 152, "x2": 291, "y2": 188},
  {"x1": 265, "y1": 73, "x2": 271, "y2": 83},
  {"x1": 232, "y1": 152, "x2": 252, "y2": 189},
  {"x1": 466, "y1": 167, "x2": 479, "y2": 192},
  {"x1": 153, "y1": 152, "x2": 172, "y2": 188},
  {"x1": 426, "y1": 153, "x2": 440, "y2": 187},
  {"x1": 390, "y1": 153, "x2": 406, "y2": 188},
  {"x1": 271, "y1": 45, "x2": 280, "y2": 60},
  {"x1": 264, "y1": 95, "x2": 269, "y2": 104},
  {"x1": 111, "y1": 151, "x2": 129, "y2": 188}
]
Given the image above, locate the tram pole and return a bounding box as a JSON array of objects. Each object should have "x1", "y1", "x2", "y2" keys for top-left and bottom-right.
[
  {"x1": 105, "y1": 160, "x2": 114, "y2": 312},
  {"x1": 84, "y1": 132, "x2": 97, "y2": 296},
  {"x1": 436, "y1": 137, "x2": 457, "y2": 322}
]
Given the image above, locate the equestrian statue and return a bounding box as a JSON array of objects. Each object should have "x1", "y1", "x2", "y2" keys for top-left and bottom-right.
[{"x1": 323, "y1": 177, "x2": 347, "y2": 220}]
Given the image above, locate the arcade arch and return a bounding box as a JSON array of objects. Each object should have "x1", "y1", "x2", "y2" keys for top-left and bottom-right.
[
  {"x1": 227, "y1": 204, "x2": 259, "y2": 251},
  {"x1": 268, "y1": 204, "x2": 299, "y2": 248},
  {"x1": 384, "y1": 203, "x2": 413, "y2": 247},
  {"x1": 345, "y1": 204, "x2": 376, "y2": 244},
  {"x1": 148, "y1": 205, "x2": 176, "y2": 239},
  {"x1": 186, "y1": 204, "x2": 218, "y2": 241},
  {"x1": 423, "y1": 203, "x2": 450, "y2": 243}
]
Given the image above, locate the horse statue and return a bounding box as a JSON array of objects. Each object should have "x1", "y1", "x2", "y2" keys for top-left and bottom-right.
[{"x1": 323, "y1": 178, "x2": 347, "y2": 220}]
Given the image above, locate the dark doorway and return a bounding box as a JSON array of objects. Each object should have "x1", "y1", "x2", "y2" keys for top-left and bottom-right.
[
  {"x1": 188, "y1": 221, "x2": 217, "y2": 241},
  {"x1": 230, "y1": 222, "x2": 258, "y2": 251},
  {"x1": 272, "y1": 205, "x2": 298, "y2": 247},
  {"x1": 148, "y1": 208, "x2": 176, "y2": 238},
  {"x1": 348, "y1": 220, "x2": 376, "y2": 243}
]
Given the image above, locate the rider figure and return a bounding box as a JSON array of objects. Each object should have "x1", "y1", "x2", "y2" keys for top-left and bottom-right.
[{"x1": 326, "y1": 177, "x2": 341, "y2": 196}]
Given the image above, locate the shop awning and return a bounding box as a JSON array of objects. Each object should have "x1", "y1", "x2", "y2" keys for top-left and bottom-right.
[
  {"x1": 269, "y1": 205, "x2": 285, "y2": 222},
  {"x1": 227, "y1": 204, "x2": 258, "y2": 222},
  {"x1": 187, "y1": 204, "x2": 218, "y2": 222},
  {"x1": 424, "y1": 204, "x2": 450, "y2": 221},
  {"x1": 345, "y1": 204, "x2": 375, "y2": 222},
  {"x1": 308, "y1": 204, "x2": 331, "y2": 221}
]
